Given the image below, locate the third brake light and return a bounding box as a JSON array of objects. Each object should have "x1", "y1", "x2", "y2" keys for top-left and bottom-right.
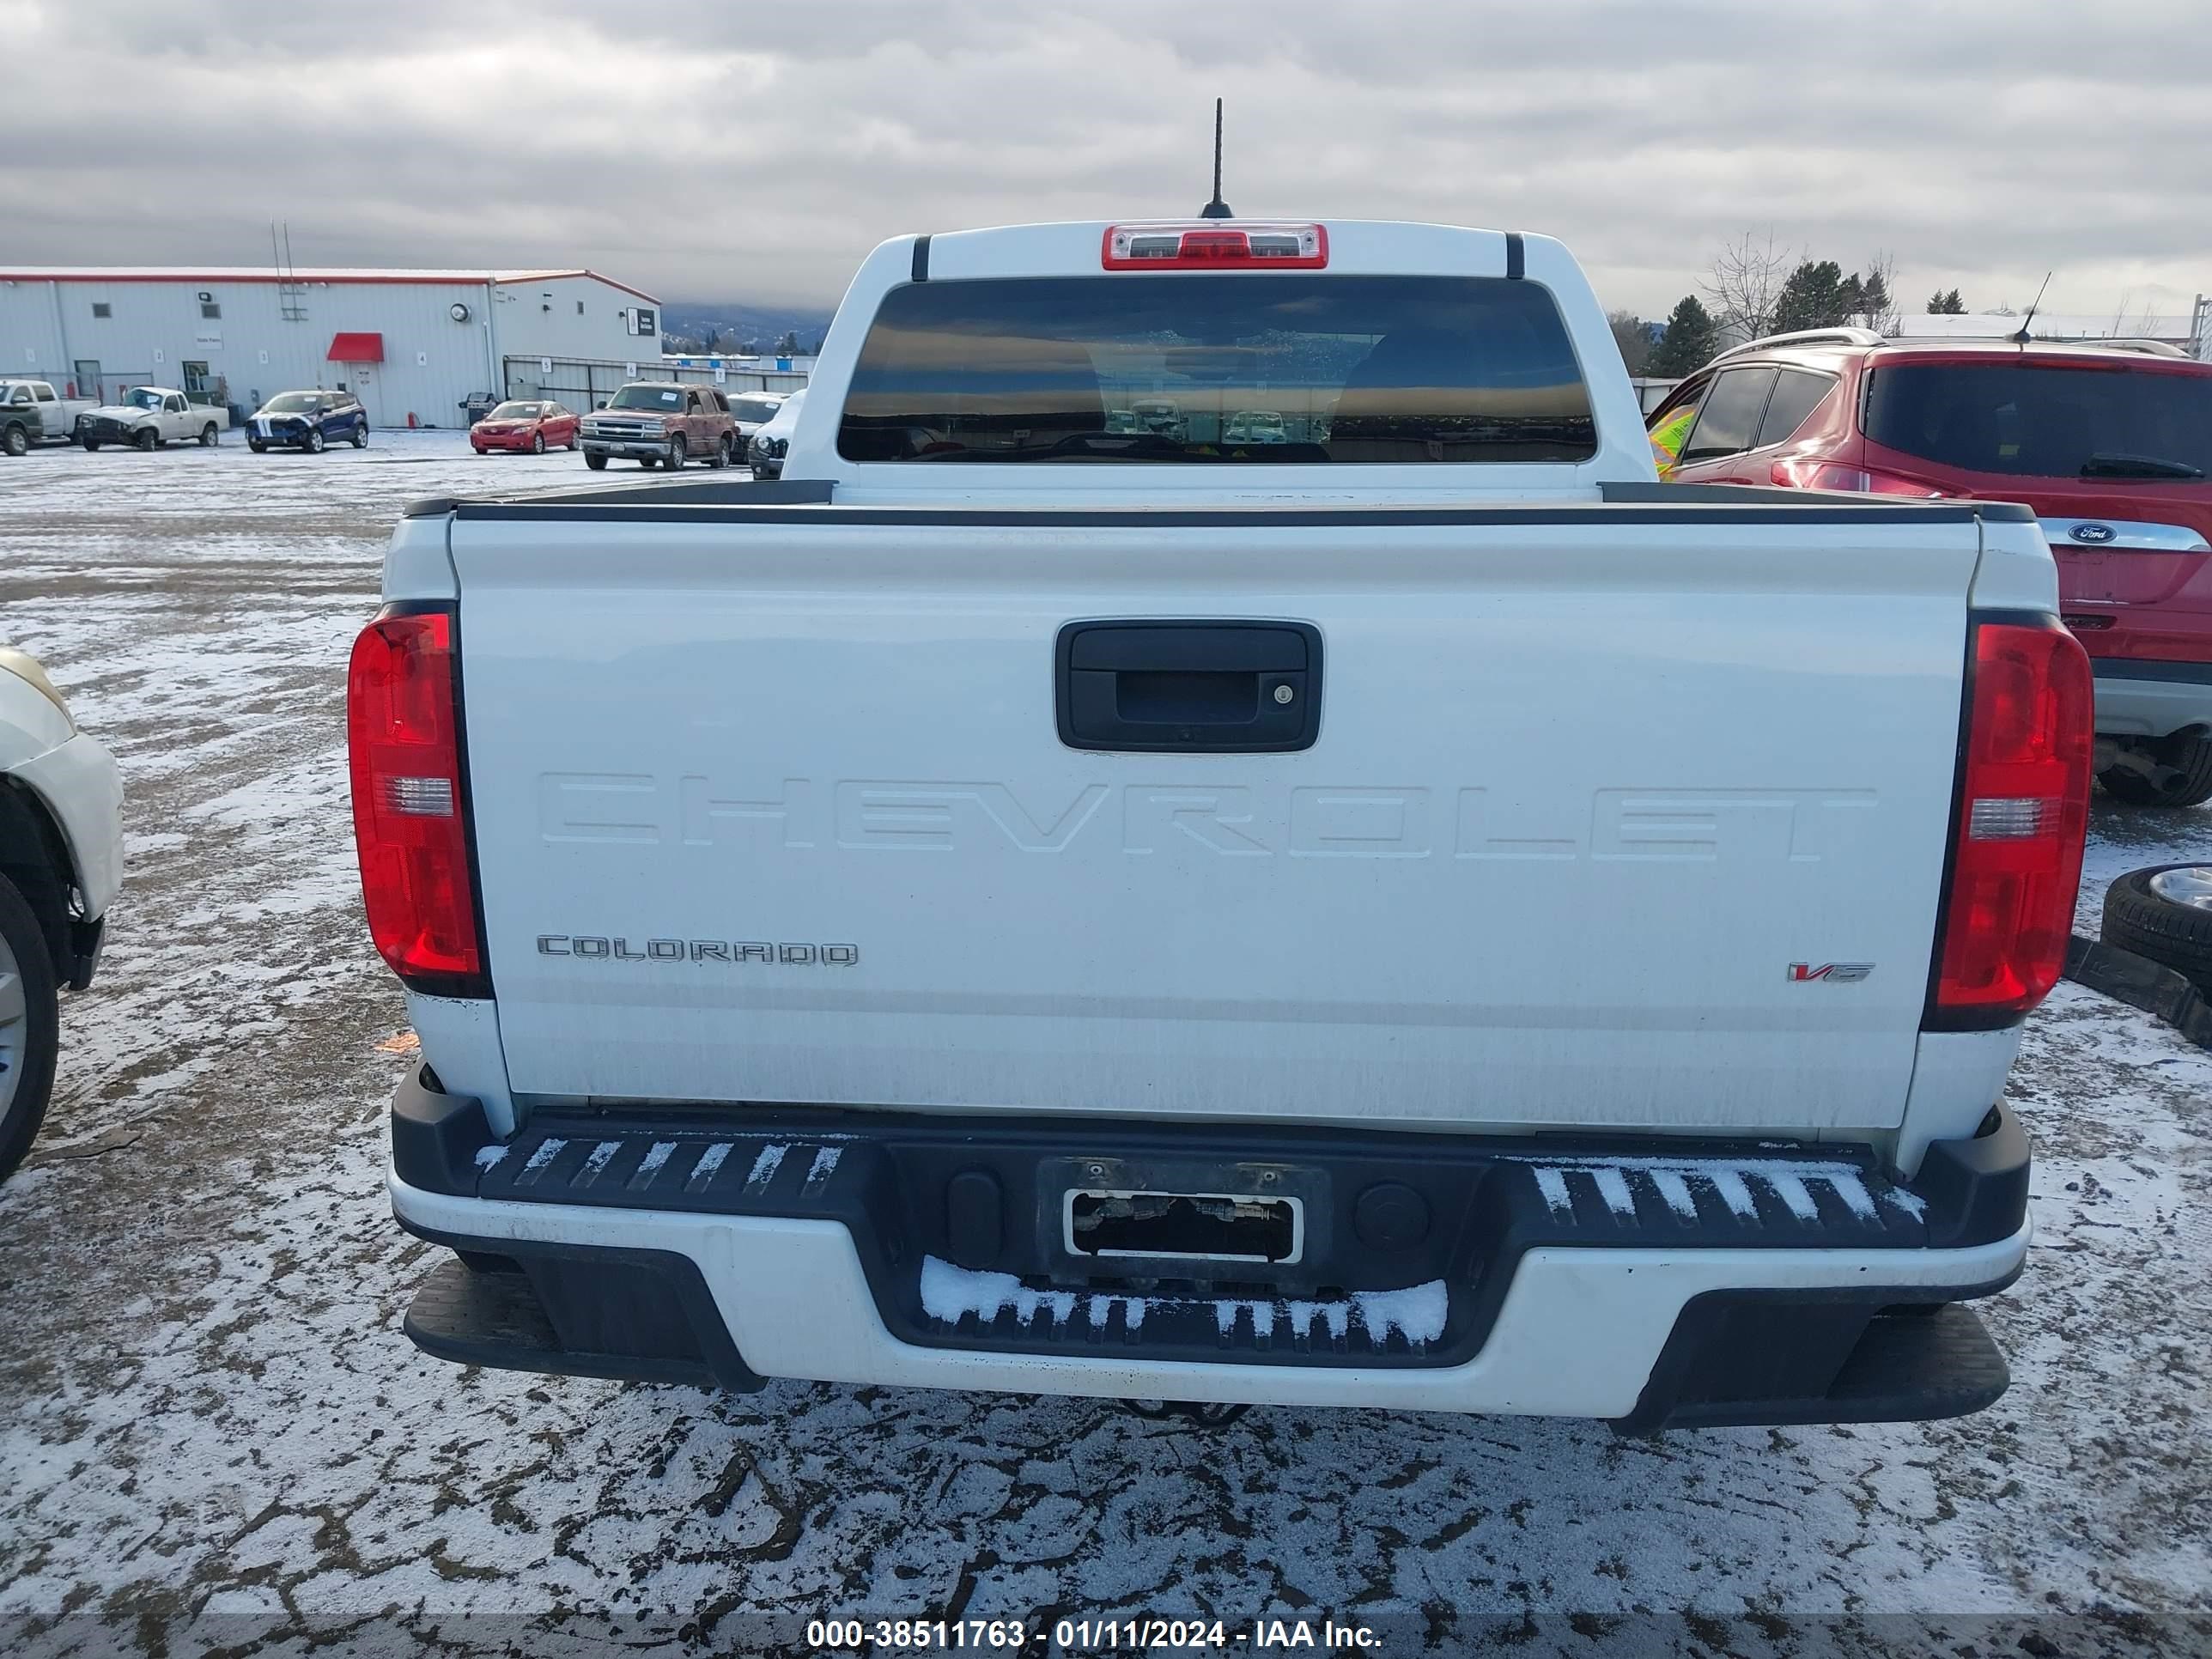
[{"x1": 1103, "y1": 223, "x2": 1328, "y2": 269}]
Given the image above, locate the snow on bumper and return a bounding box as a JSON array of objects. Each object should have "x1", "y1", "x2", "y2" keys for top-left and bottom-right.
[{"x1": 387, "y1": 1173, "x2": 2030, "y2": 1419}]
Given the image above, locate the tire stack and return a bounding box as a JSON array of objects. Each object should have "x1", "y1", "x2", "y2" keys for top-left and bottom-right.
[{"x1": 2101, "y1": 866, "x2": 2212, "y2": 995}]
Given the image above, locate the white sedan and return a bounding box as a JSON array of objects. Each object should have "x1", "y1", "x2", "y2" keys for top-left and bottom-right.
[{"x1": 0, "y1": 647, "x2": 124, "y2": 1182}]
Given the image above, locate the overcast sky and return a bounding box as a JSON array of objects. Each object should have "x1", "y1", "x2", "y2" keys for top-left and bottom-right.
[{"x1": 3, "y1": 0, "x2": 2208, "y2": 323}]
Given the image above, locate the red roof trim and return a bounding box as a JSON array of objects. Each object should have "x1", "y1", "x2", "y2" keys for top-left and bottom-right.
[
  {"x1": 326, "y1": 331, "x2": 385, "y2": 363},
  {"x1": 0, "y1": 269, "x2": 660, "y2": 303}
]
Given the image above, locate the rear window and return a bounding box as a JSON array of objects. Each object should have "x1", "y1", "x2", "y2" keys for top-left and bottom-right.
[
  {"x1": 1864, "y1": 361, "x2": 2212, "y2": 479},
  {"x1": 1679, "y1": 368, "x2": 1774, "y2": 461},
  {"x1": 1755, "y1": 368, "x2": 1835, "y2": 447},
  {"x1": 838, "y1": 274, "x2": 1597, "y2": 465}
]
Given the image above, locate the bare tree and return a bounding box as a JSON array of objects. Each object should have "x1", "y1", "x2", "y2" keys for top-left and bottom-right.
[
  {"x1": 1607, "y1": 308, "x2": 1653, "y2": 375},
  {"x1": 2107, "y1": 289, "x2": 2164, "y2": 340},
  {"x1": 1701, "y1": 228, "x2": 1791, "y2": 341}
]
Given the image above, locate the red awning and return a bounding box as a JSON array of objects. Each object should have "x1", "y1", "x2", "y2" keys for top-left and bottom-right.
[{"x1": 325, "y1": 331, "x2": 385, "y2": 363}]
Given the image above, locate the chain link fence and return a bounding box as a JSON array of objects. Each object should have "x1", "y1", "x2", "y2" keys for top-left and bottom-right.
[{"x1": 501, "y1": 356, "x2": 808, "y2": 415}]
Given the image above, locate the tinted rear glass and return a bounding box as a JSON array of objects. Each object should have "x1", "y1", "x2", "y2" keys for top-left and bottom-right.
[
  {"x1": 838, "y1": 275, "x2": 1596, "y2": 465},
  {"x1": 1755, "y1": 368, "x2": 1835, "y2": 447},
  {"x1": 1864, "y1": 361, "x2": 2212, "y2": 478},
  {"x1": 1680, "y1": 368, "x2": 1774, "y2": 460}
]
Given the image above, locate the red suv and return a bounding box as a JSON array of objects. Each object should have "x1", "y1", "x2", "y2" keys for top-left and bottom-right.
[{"x1": 1648, "y1": 330, "x2": 2212, "y2": 806}]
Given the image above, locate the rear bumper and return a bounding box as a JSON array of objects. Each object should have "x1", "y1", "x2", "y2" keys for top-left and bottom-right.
[
  {"x1": 2093, "y1": 659, "x2": 2212, "y2": 738},
  {"x1": 387, "y1": 1071, "x2": 2032, "y2": 1425}
]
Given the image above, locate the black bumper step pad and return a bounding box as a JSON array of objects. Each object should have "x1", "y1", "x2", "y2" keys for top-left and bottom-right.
[
  {"x1": 402, "y1": 1249, "x2": 762, "y2": 1393},
  {"x1": 1616, "y1": 1292, "x2": 2013, "y2": 1433},
  {"x1": 472, "y1": 1120, "x2": 1931, "y2": 1249}
]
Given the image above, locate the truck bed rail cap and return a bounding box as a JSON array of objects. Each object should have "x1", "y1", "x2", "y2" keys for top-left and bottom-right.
[{"x1": 441, "y1": 498, "x2": 2025, "y2": 529}]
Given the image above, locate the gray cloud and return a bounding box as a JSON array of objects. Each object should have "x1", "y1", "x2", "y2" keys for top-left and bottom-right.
[{"x1": 2, "y1": 0, "x2": 2207, "y2": 320}]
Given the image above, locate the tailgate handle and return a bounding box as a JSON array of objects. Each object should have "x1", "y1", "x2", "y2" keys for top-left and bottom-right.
[{"x1": 1055, "y1": 621, "x2": 1322, "y2": 752}]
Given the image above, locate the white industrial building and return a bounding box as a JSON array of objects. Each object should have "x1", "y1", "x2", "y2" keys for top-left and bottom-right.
[
  {"x1": 1893, "y1": 307, "x2": 2211, "y2": 359},
  {"x1": 0, "y1": 266, "x2": 662, "y2": 427}
]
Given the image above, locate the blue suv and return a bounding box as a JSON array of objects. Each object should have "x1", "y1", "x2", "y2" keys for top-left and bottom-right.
[{"x1": 246, "y1": 391, "x2": 368, "y2": 453}]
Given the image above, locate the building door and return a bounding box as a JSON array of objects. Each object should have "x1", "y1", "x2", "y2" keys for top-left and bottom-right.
[
  {"x1": 72, "y1": 360, "x2": 100, "y2": 402},
  {"x1": 180, "y1": 361, "x2": 210, "y2": 398},
  {"x1": 348, "y1": 363, "x2": 381, "y2": 427}
]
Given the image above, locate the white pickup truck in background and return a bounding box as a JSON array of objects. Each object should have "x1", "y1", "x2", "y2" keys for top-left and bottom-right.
[
  {"x1": 75, "y1": 386, "x2": 229, "y2": 452},
  {"x1": 358, "y1": 217, "x2": 2091, "y2": 1431},
  {"x1": 0, "y1": 379, "x2": 100, "y2": 454}
]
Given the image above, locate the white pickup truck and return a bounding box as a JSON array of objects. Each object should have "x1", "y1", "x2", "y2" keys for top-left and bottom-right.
[
  {"x1": 76, "y1": 386, "x2": 228, "y2": 451},
  {"x1": 0, "y1": 380, "x2": 99, "y2": 454},
  {"x1": 360, "y1": 218, "x2": 2092, "y2": 1431}
]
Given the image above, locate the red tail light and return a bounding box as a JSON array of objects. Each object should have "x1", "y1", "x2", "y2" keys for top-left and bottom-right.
[
  {"x1": 1103, "y1": 223, "x2": 1328, "y2": 269},
  {"x1": 347, "y1": 605, "x2": 489, "y2": 997},
  {"x1": 1771, "y1": 459, "x2": 1947, "y2": 497},
  {"x1": 1929, "y1": 619, "x2": 2092, "y2": 1025}
]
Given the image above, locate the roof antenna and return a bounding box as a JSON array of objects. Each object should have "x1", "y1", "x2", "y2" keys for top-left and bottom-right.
[
  {"x1": 1199, "y1": 98, "x2": 1233, "y2": 219},
  {"x1": 2013, "y1": 271, "x2": 2052, "y2": 345}
]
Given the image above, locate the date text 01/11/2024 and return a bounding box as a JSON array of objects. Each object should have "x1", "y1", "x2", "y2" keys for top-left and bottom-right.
[{"x1": 803, "y1": 1617, "x2": 1383, "y2": 1650}]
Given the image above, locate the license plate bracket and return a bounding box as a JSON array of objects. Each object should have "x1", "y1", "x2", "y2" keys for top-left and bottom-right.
[
  {"x1": 1036, "y1": 1154, "x2": 1331, "y2": 1285},
  {"x1": 1066, "y1": 1188, "x2": 1304, "y2": 1265}
]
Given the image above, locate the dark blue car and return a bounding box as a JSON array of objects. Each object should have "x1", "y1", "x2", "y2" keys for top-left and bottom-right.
[{"x1": 246, "y1": 390, "x2": 368, "y2": 453}]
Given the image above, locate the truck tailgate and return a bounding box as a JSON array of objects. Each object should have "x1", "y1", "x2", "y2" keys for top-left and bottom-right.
[{"x1": 449, "y1": 507, "x2": 1979, "y2": 1136}]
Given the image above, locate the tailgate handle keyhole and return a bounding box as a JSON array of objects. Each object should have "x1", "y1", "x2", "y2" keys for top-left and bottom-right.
[{"x1": 1055, "y1": 621, "x2": 1322, "y2": 753}]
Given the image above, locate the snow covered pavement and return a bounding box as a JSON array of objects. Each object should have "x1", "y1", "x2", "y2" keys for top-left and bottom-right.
[{"x1": 0, "y1": 432, "x2": 2207, "y2": 1656}]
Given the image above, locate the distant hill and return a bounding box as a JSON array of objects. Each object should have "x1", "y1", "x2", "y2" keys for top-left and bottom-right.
[{"x1": 660, "y1": 301, "x2": 836, "y2": 356}]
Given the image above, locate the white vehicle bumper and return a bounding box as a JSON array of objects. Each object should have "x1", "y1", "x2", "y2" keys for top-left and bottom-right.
[
  {"x1": 11, "y1": 728, "x2": 125, "y2": 919},
  {"x1": 386, "y1": 1077, "x2": 2034, "y2": 1426},
  {"x1": 391, "y1": 1168, "x2": 2028, "y2": 1419}
]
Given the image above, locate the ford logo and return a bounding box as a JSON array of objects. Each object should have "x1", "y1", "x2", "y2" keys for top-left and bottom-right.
[{"x1": 2069, "y1": 523, "x2": 2117, "y2": 544}]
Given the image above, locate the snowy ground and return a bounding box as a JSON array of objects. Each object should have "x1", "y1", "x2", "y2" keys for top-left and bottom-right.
[{"x1": 0, "y1": 431, "x2": 2207, "y2": 1656}]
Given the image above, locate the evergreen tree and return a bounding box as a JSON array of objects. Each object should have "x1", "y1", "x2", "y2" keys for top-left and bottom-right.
[
  {"x1": 1771, "y1": 260, "x2": 1850, "y2": 332},
  {"x1": 1857, "y1": 270, "x2": 1891, "y2": 326},
  {"x1": 1647, "y1": 295, "x2": 1719, "y2": 376},
  {"x1": 1927, "y1": 288, "x2": 1966, "y2": 314}
]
